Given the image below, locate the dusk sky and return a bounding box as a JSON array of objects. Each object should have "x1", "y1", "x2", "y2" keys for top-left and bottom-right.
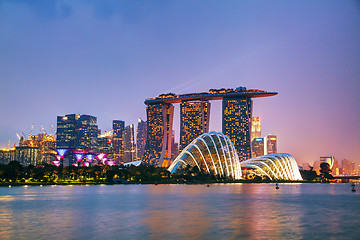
[{"x1": 0, "y1": 0, "x2": 359, "y2": 165}]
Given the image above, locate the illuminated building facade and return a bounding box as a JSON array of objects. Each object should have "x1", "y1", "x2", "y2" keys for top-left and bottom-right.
[
  {"x1": 222, "y1": 97, "x2": 252, "y2": 161},
  {"x1": 251, "y1": 116, "x2": 261, "y2": 142},
  {"x1": 14, "y1": 146, "x2": 40, "y2": 166},
  {"x1": 136, "y1": 118, "x2": 147, "y2": 160},
  {"x1": 168, "y1": 132, "x2": 242, "y2": 179},
  {"x1": 241, "y1": 153, "x2": 303, "y2": 181},
  {"x1": 266, "y1": 134, "x2": 277, "y2": 154},
  {"x1": 179, "y1": 100, "x2": 210, "y2": 151},
  {"x1": 251, "y1": 138, "x2": 264, "y2": 157},
  {"x1": 113, "y1": 120, "x2": 125, "y2": 162},
  {"x1": 56, "y1": 114, "x2": 98, "y2": 149},
  {"x1": 144, "y1": 87, "x2": 277, "y2": 166},
  {"x1": 97, "y1": 130, "x2": 113, "y2": 154},
  {"x1": 124, "y1": 124, "x2": 136, "y2": 163},
  {"x1": 142, "y1": 103, "x2": 174, "y2": 167},
  {"x1": 56, "y1": 114, "x2": 77, "y2": 149},
  {"x1": 76, "y1": 115, "x2": 98, "y2": 149}
]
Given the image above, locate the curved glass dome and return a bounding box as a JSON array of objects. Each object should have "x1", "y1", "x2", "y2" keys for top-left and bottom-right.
[
  {"x1": 241, "y1": 153, "x2": 303, "y2": 181},
  {"x1": 168, "y1": 132, "x2": 242, "y2": 179}
]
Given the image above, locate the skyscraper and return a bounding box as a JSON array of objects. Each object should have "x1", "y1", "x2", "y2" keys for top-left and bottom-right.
[
  {"x1": 179, "y1": 100, "x2": 210, "y2": 151},
  {"x1": 76, "y1": 115, "x2": 98, "y2": 149},
  {"x1": 142, "y1": 103, "x2": 174, "y2": 167},
  {"x1": 124, "y1": 124, "x2": 136, "y2": 163},
  {"x1": 56, "y1": 114, "x2": 98, "y2": 149},
  {"x1": 252, "y1": 138, "x2": 264, "y2": 157},
  {"x1": 251, "y1": 116, "x2": 261, "y2": 143},
  {"x1": 113, "y1": 120, "x2": 125, "y2": 162},
  {"x1": 136, "y1": 118, "x2": 147, "y2": 160},
  {"x1": 266, "y1": 134, "x2": 277, "y2": 154},
  {"x1": 222, "y1": 97, "x2": 252, "y2": 161},
  {"x1": 56, "y1": 114, "x2": 78, "y2": 149}
]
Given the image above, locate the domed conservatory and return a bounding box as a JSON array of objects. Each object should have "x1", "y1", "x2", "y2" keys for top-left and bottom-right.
[
  {"x1": 168, "y1": 132, "x2": 242, "y2": 180},
  {"x1": 168, "y1": 132, "x2": 302, "y2": 181}
]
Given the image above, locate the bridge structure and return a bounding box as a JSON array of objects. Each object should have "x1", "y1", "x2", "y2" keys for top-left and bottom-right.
[{"x1": 142, "y1": 87, "x2": 277, "y2": 167}]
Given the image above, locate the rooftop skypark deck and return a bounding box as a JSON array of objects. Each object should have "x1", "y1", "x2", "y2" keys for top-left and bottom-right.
[{"x1": 144, "y1": 87, "x2": 278, "y2": 105}]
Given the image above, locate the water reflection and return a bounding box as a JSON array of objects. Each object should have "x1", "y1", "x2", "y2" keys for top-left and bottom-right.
[{"x1": 0, "y1": 184, "x2": 359, "y2": 239}]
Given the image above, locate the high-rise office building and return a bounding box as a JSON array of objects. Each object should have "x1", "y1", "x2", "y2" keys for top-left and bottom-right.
[
  {"x1": 113, "y1": 120, "x2": 125, "y2": 162},
  {"x1": 76, "y1": 115, "x2": 98, "y2": 149},
  {"x1": 266, "y1": 134, "x2": 277, "y2": 154},
  {"x1": 56, "y1": 114, "x2": 98, "y2": 149},
  {"x1": 142, "y1": 103, "x2": 174, "y2": 167},
  {"x1": 56, "y1": 114, "x2": 78, "y2": 149},
  {"x1": 252, "y1": 138, "x2": 264, "y2": 157},
  {"x1": 179, "y1": 100, "x2": 210, "y2": 151},
  {"x1": 251, "y1": 116, "x2": 261, "y2": 143},
  {"x1": 136, "y1": 118, "x2": 147, "y2": 160},
  {"x1": 124, "y1": 124, "x2": 136, "y2": 163},
  {"x1": 222, "y1": 97, "x2": 252, "y2": 161}
]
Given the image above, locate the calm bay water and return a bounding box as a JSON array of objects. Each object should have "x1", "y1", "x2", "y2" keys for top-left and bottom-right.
[{"x1": 0, "y1": 183, "x2": 359, "y2": 240}]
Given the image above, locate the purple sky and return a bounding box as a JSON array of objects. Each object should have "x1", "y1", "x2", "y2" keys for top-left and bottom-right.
[{"x1": 0, "y1": 0, "x2": 359, "y2": 165}]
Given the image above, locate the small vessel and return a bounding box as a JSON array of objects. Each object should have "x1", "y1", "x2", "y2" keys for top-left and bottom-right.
[
  {"x1": 351, "y1": 183, "x2": 356, "y2": 192},
  {"x1": 206, "y1": 184, "x2": 210, "y2": 187},
  {"x1": 275, "y1": 183, "x2": 279, "y2": 189}
]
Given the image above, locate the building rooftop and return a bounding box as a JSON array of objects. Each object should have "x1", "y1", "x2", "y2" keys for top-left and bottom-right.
[{"x1": 144, "y1": 87, "x2": 277, "y2": 105}]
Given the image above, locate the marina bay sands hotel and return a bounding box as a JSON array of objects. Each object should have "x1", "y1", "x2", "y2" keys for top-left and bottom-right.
[{"x1": 142, "y1": 87, "x2": 277, "y2": 167}]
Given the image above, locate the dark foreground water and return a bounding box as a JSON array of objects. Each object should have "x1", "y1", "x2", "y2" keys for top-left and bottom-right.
[{"x1": 0, "y1": 183, "x2": 359, "y2": 240}]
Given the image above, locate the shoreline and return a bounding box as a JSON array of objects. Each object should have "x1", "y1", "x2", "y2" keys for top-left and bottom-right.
[{"x1": 0, "y1": 179, "x2": 329, "y2": 187}]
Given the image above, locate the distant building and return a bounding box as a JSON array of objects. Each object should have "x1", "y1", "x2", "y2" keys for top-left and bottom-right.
[
  {"x1": 136, "y1": 118, "x2": 147, "y2": 160},
  {"x1": 76, "y1": 115, "x2": 98, "y2": 149},
  {"x1": 251, "y1": 117, "x2": 261, "y2": 143},
  {"x1": 341, "y1": 159, "x2": 355, "y2": 175},
  {"x1": 14, "y1": 146, "x2": 40, "y2": 166},
  {"x1": 171, "y1": 130, "x2": 179, "y2": 159},
  {"x1": 124, "y1": 124, "x2": 136, "y2": 163},
  {"x1": 97, "y1": 130, "x2": 113, "y2": 154},
  {"x1": 222, "y1": 97, "x2": 252, "y2": 161},
  {"x1": 113, "y1": 120, "x2": 125, "y2": 162},
  {"x1": 179, "y1": 100, "x2": 210, "y2": 151},
  {"x1": 56, "y1": 114, "x2": 78, "y2": 149},
  {"x1": 251, "y1": 138, "x2": 264, "y2": 157},
  {"x1": 56, "y1": 114, "x2": 98, "y2": 149},
  {"x1": 266, "y1": 134, "x2": 277, "y2": 154}
]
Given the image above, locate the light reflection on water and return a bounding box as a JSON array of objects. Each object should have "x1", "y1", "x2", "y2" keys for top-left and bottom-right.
[{"x1": 0, "y1": 183, "x2": 359, "y2": 240}]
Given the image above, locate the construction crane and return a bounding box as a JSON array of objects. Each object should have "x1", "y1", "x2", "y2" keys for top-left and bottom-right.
[
  {"x1": 16, "y1": 133, "x2": 21, "y2": 140},
  {"x1": 50, "y1": 123, "x2": 56, "y2": 137},
  {"x1": 29, "y1": 124, "x2": 34, "y2": 139}
]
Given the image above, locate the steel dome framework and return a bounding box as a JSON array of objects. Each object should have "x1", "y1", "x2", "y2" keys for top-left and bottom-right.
[
  {"x1": 168, "y1": 132, "x2": 242, "y2": 179},
  {"x1": 241, "y1": 153, "x2": 303, "y2": 181}
]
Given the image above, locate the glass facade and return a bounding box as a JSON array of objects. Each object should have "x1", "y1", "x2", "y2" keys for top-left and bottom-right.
[
  {"x1": 266, "y1": 134, "x2": 277, "y2": 154},
  {"x1": 56, "y1": 114, "x2": 77, "y2": 148},
  {"x1": 179, "y1": 100, "x2": 210, "y2": 151},
  {"x1": 56, "y1": 114, "x2": 98, "y2": 149},
  {"x1": 241, "y1": 153, "x2": 303, "y2": 181},
  {"x1": 124, "y1": 124, "x2": 136, "y2": 163},
  {"x1": 76, "y1": 115, "x2": 98, "y2": 149},
  {"x1": 136, "y1": 118, "x2": 147, "y2": 160},
  {"x1": 168, "y1": 132, "x2": 242, "y2": 180},
  {"x1": 222, "y1": 97, "x2": 252, "y2": 161},
  {"x1": 142, "y1": 103, "x2": 174, "y2": 167},
  {"x1": 113, "y1": 120, "x2": 125, "y2": 162},
  {"x1": 251, "y1": 138, "x2": 264, "y2": 157}
]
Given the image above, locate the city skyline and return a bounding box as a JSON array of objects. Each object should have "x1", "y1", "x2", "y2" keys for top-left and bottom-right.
[{"x1": 0, "y1": 0, "x2": 359, "y2": 165}]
